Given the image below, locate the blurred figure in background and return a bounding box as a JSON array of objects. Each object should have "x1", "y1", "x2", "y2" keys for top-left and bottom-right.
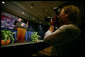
[
  {"x1": 15, "y1": 18, "x2": 27, "y2": 29},
  {"x1": 16, "y1": 18, "x2": 23, "y2": 27}
]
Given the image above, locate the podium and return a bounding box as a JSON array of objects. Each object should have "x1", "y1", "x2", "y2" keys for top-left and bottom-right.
[{"x1": 16, "y1": 27, "x2": 26, "y2": 42}]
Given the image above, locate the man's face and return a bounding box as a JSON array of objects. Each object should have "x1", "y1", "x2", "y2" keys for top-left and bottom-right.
[
  {"x1": 58, "y1": 9, "x2": 67, "y2": 19},
  {"x1": 18, "y1": 18, "x2": 22, "y2": 22},
  {"x1": 58, "y1": 8, "x2": 68, "y2": 25}
]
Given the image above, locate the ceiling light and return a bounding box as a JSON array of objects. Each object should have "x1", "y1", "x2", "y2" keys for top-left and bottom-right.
[
  {"x1": 31, "y1": 3, "x2": 34, "y2": 9},
  {"x1": 22, "y1": 12, "x2": 24, "y2": 14},
  {"x1": 33, "y1": 17, "x2": 35, "y2": 20},
  {"x1": 2, "y1": 1, "x2": 5, "y2": 4},
  {"x1": 31, "y1": 6, "x2": 33, "y2": 8}
]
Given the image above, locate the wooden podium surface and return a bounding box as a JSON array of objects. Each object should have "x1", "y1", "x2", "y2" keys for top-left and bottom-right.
[{"x1": 16, "y1": 27, "x2": 26, "y2": 42}]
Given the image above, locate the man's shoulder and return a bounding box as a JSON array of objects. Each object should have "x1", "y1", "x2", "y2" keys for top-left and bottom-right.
[
  {"x1": 61, "y1": 24, "x2": 78, "y2": 29},
  {"x1": 59, "y1": 24, "x2": 81, "y2": 32}
]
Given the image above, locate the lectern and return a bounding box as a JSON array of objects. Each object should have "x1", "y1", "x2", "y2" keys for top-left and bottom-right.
[{"x1": 16, "y1": 27, "x2": 26, "y2": 42}]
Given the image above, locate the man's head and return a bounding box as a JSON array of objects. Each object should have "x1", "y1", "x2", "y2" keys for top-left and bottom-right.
[
  {"x1": 18, "y1": 18, "x2": 22, "y2": 22},
  {"x1": 58, "y1": 5, "x2": 80, "y2": 25}
]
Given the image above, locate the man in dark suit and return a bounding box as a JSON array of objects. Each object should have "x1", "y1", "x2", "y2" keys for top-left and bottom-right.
[
  {"x1": 16, "y1": 18, "x2": 23, "y2": 27},
  {"x1": 15, "y1": 18, "x2": 27, "y2": 29}
]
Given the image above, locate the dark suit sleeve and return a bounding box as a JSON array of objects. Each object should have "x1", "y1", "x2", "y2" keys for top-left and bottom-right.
[{"x1": 16, "y1": 22, "x2": 21, "y2": 27}]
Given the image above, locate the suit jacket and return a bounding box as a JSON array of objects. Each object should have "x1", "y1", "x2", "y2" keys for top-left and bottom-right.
[
  {"x1": 16, "y1": 22, "x2": 22, "y2": 27},
  {"x1": 16, "y1": 22, "x2": 28, "y2": 29}
]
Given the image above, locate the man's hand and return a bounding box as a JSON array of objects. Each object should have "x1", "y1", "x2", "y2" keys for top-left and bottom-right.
[
  {"x1": 21, "y1": 23, "x2": 24, "y2": 26},
  {"x1": 50, "y1": 18, "x2": 53, "y2": 25},
  {"x1": 49, "y1": 25, "x2": 54, "y2": 32},
  {"x1": 49, "y1": 18, "x2": 54, "y2": 32}
]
